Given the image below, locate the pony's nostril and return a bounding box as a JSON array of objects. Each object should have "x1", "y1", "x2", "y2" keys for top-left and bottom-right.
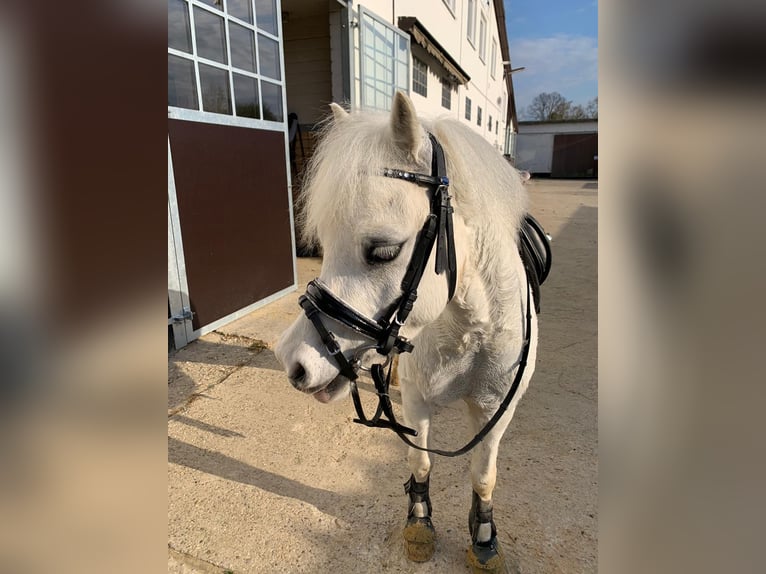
[{"x1": 289, "y1": 364, "x2": 307, "y2": 388}]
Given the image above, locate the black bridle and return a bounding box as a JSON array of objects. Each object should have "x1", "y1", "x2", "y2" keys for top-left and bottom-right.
[{"x1": 298, "y1": 133, "x2": 532, "y2": 457}]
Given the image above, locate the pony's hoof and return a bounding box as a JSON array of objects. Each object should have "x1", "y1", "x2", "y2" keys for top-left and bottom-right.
[
  {"x1": 403, "y1": 517, "x2": 436, "y2": 562},
  {"x1": 466, "y1": 537, "x2": 507, "y2": 573}
]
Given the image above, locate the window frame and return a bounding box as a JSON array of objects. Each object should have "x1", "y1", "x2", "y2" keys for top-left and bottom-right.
[
  {"x1": 466, "y1": 0, "x2": 476, "y2": 47},
  {"x1": 412, "y1": 56, "x2": 428, "y2": 97},
  {"x1": 490, "y1": 39, "x2": 497, "y2": 78},
  {"x1": 477, "y1": 106, "x2": 482, "y2": 126},
  {"x1": 167, "y1": 0, "x2": 286, "y2": 130},
  {"x1": 478, "y1": 12, "x2": 487, "y2": 63},
  {"x1": 465, "y1": 97, "x2": 472, "y2": 121},
  {"x1": 442, "y1": 0, "x2": 456, "y2": 17},
  {"x1": 359, "y1": 5, "x2": 411, "y2": 111},
  {"x1": 441, "y1": 79, "x2": 452, "y2": 109}
]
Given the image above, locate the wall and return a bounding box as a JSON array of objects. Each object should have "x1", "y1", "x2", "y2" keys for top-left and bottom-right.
[
  {"x1": 283, "y1": 3, "x2": 332, "y2": 125},
  {"x1": 515, "y1": 133, "x2": 553, "y2": 173}
]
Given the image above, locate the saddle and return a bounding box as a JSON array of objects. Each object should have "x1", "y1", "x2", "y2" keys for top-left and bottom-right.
[{"x1": 518, "y1": 214, "x2": 552, "y2": 313}]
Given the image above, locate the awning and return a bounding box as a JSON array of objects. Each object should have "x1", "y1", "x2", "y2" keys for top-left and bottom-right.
[{"x1": 398, "y1": 17, "x2": 471, "y2": 85}]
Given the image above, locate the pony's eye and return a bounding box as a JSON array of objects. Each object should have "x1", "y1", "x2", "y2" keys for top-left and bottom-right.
[{"x1": 365, "y1": 243, "x2": 403, "y2": 265}]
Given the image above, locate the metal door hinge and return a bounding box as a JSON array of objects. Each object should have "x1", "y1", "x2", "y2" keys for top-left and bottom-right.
[{"x1": 168, "y1": 307, "x2": 195, "y2": 325}]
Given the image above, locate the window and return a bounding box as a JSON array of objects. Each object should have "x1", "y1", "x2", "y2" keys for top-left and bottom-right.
[
  {"x1": 477, "y1": 107, "x2": 482, "y2": 126},
  {"x1": 467, "y1": 0, "x2": 476, "y2": 46},
  {"x1": 167, "y1": 0, "x2": 284, "y2": 122},
  {"x1": 412, "y1": 57, "x2": 428, "y2": 97},
  {"x1": 490, "y1": 39, "x2": 497, "y2": 78},
  {"x1": 488, "y1": 115, "x2": 492, "y2": 132},
  {"x1": 495, "y1": 121, "x2": 498, "y2": 134},
  {"x1": 465, "y1": 97, "x2": 472, "y2": 120},
  {"x1": 441, "y1": 79, "x2": 451, "y2": 109},
  {"x1": 359, "y1": 6, "x2": 411, "y2": 111},
  {"x1": 442, "y1": 0, "x2": 456, "y2": 15},
  {"x1": 479, "y1": 13, "x2": 487, "y2": 62}
]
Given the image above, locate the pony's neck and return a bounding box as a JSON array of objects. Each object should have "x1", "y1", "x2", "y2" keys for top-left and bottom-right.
[{"x1": 458, "y1": 214, "x2": 526, "y2": 334}]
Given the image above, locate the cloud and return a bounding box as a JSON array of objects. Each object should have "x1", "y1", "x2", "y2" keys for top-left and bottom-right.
[{"x1": 509, "y1": 35, "x2": 598, "y2": 115}]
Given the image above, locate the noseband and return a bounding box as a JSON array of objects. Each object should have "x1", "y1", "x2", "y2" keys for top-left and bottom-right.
[{"x1": 298, "y1": 133, "x2": 535, "y2": 457}]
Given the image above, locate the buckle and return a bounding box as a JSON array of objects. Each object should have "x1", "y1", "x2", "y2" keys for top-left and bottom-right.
[{"x1": 326, "y1": 337, "x2": 341, "y2": 355}]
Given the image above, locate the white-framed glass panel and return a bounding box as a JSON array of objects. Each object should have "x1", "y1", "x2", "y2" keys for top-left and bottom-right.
[
  {"x1": 488, "y1": 115, "x2": 492, "y2": 131},
  {"x1": 233, "y1": 73, "x2": 260, "y2": 118},
  {"x1": 261, "y1": 81, "x2": 284, "y2": 121},
  {"x1": 477, "y1": 106, "x2": 482, "y2": 126},
  {"x1": 479, "y1": 13, "x2": 487, "y2": 62},
  {"x1": 490, "y1": 39, "x2": 497, "y2": 78},
  {"x1": 258, "y1": 34, "x2": 281, "y2": 80},
  {"x1": 359, "y1": 6, "x2": 411, "y2": 112},
  {"x1": 465, "y1": 97, "x2": 472, "y2": 120},
  {"x1": 255, "y1": 0, "x2": 278, "y2": 35},
  {"x1": 197, "y1": 0, "x2": 222, "y2": 9},
  {"x1": 194, "y1": 6, "x2": 228, "y2": 64},
  {"x1": 441, "y1": 79, "x2": 451, "y2": 109},
  {"x1": 168, "y1": 53, "x2": 198, "y2": 109},
  {"x1": 467, "y1": 0, "x2": 476, "y2": 46},
  {"x1": 413, "y1": 57, "x2": 427, "y2": 97},
  {"x1": 168, "y1": 0, "x2": 192, "y2": 53},
  {"x1": 228, "y1": 0, "x2": 253, "y2": 24},
  {"x1": 200, "y1": 63, "x2": 232, "y2": 114},
  {"x1": 230, "y1": 22, "x2": 257, "y2": 72},
  {"x1": 442, "y1": 0, "x2": 456, "y2": 16}
]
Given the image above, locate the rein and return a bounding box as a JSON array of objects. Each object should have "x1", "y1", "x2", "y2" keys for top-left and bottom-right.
[{"x1": 298, "y1": 133, "x2": 533, "y2": 457}]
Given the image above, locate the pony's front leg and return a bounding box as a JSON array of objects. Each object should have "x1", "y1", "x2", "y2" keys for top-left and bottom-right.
[
  {"x1": 400, "y1": 380, "x2": 435, "y2": 562},
  {"x1": 465, "y1": 404, "x2": 513, "y2": 574}
]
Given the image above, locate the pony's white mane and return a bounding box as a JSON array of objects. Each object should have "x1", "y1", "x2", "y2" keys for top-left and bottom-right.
[{"x1": 298, "y1": 108, "x2": 528, "y2": 266}]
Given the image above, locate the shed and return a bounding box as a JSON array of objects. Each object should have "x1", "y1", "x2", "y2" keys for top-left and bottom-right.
[{"x1": 515, "y1": 119, "x2": 598, "y2": 178}]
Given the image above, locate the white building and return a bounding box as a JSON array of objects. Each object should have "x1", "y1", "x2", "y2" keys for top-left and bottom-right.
[{"x1": 284, "y1": 0, "x2": 517, "y2": 153}]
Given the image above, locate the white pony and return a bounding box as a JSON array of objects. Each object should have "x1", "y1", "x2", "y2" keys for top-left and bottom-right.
[{"x1": 275, "y1": 92, "x2": 538, "y2": 573}]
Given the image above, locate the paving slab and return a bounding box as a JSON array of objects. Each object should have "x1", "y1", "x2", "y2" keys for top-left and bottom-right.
[{"x1": 168, "y1": 178, "x2": 597, "y2": 573}]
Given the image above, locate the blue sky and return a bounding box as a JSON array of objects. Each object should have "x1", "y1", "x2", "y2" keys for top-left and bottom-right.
[{"x1": 504, "y1": 0, "x2": 598, "y2": 117}]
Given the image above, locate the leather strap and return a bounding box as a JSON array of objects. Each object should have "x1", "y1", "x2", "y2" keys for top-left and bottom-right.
[
  {"x1": 350, "y1": 362, "x2": 417, "y2": 436},
  {"x1": 299, "y1": 294, "x2": 359, "y2": 381},
  {"x1": 303, "y1": 280, "x2": 387, "y2": 340}
]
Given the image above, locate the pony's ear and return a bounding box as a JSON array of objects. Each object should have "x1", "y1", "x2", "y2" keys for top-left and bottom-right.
[
  {"x1": 390, "y1": 91, "x2": 422, "y2": 159},
  {"x1": 329, "y1": 102, "x2": 349, "y2": 124}
]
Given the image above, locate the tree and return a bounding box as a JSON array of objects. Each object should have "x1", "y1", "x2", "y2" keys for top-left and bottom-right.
[
  {"x1": 585, "y1": 97, "x2": 598, "y2": 119},
  {"x1": 525, "y1": 92, "x2": 572, "y2": 121},
  {"x1": 568, "y1": 104, "x2": 588, "y2": 120},
  {"x1": 524, "y1": 93, "x2": 598, "y2": 120}
]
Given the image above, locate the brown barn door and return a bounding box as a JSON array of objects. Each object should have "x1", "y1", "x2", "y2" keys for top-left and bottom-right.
[
  {"x1": 168, "y1": 120, "x2": 294, "y2": 335},
  {"x1": 551, "y1": 133, "x2": 598, "y2": 178}
]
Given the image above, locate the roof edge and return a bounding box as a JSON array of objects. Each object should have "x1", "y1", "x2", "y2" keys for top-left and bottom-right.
[{"x1": 398, "y1": 17, "x2": 471, "y2": 85}]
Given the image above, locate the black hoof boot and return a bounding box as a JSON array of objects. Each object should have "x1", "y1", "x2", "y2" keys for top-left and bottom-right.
[
  {"x1": 402, "y1": 475, "x2": 436, "y2": 562},
  {"x1": 466, "y1": 491, "x2": 506, "y2": 573}
]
